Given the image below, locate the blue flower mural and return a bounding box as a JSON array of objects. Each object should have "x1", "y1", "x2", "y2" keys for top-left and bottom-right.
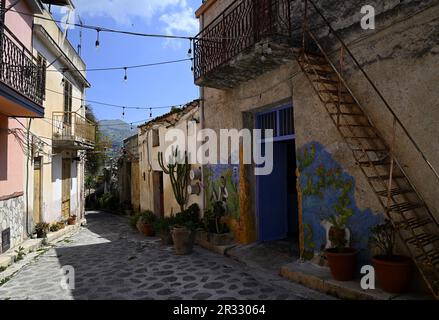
[{"x1": 297, "y1": 142, "x2": 383, "y2": 264}]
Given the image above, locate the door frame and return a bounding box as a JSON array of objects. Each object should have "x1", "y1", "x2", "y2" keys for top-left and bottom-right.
[
  {"x1": 255, "y1": 102, "x2": 296, "y2": 242},
  {"x1": 62, "y1": 158, "x2": 71, "y2": 219},
  {"x1": 33, "y1": 156, "x2": 43, "y2": 224}
]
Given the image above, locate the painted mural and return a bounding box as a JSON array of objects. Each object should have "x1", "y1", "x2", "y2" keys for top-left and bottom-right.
[
  {"x1": 297, "y1": 142, "x2": 383, "y2": 263},
  {"x1": 203, "y1": 165, "x2": 240, "y2": 220}
]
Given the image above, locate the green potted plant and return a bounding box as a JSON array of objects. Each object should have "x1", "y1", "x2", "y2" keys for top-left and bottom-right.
[
  {"x1": 154, "y1": 216, "x2": 175, "y2": 245},
  {"x1": 35, "y1": 222, "x2": 50, "y2": 238},
  {"x1": 136, "y1": 211, "x2": 156, "y2": 237},
  {"x1": 202, "y1": 201, "x2": 233, "y2": 246},
  {"x1": 324, "y1": 215, "x2": 358, "y2": 281},
  {"x1": 370, "y1": 220, "x2": 413, "y2": 293}
]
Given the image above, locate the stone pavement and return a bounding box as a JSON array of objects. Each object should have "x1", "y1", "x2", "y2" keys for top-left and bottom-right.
[{"x1": 0, "y1": 211, "x2": 333, "y2": 300}]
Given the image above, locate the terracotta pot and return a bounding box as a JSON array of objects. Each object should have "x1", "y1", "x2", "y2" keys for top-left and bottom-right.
[
  {"x1": 325, "y1": 248, "x2": 358, "y2": 281},
  {"x1": 136, "y1": 220, "x2": 155, "y2": 237},
  {"x1": 67, "y1": 216, "x2": 76, "y2": 225},
  {"x1": 171, "y1": 227, "x2": 194, "y2": 255},
  {"x1": 160, "y1": 230, "x2": 173, "y2": 245},
  {"x1": 372, "y1": 255, "x2": 413, "y2": 293}
]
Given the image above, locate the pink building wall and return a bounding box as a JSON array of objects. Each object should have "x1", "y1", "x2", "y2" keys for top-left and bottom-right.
[
  {"x1": 0, "y1": 1, "x2": 33, "y2": 197},
  {"x1": 4, "y1": 0, "x2": 33, "y2": 51},
  {"x1": 0, "y1": 115, "x2": 24, "y2": 197}
]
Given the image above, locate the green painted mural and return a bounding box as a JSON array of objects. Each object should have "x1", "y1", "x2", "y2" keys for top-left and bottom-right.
[{"x1": 203, "y1": 165, "x2": 240, "y2": 220}]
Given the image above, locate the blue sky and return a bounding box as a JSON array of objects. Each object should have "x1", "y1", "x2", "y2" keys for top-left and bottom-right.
[{"x1": 54, "y1": 0, "x2": 200, "y2": 124}]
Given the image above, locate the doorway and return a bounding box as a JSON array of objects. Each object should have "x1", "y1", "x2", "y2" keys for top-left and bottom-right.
[
  {"x1": 256, "y1": 104, "x2": 299, "y2": 250},
  {"x1": 153, "y1": 171, "x2": 164, "y2": 218},
  {"x1": 33, "y1": 157, "x2": 42, "y2": 224},
  {"x1": 62, "y1": 159, "x2": 71, "y2": 219}
]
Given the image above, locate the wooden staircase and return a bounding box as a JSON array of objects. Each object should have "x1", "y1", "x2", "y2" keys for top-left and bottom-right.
[{"x1": 297, "y1": 0, "x2": 439, "y2": 299}]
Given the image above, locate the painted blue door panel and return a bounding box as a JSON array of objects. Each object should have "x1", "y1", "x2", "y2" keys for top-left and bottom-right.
[{"x1": 258, "y1": 143, "x2": 288, "y2": 241}]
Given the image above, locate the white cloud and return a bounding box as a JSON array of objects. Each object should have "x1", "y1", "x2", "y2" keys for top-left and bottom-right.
[{"x1": 70, "y1": 0, "x2": 198, "y2": 37}]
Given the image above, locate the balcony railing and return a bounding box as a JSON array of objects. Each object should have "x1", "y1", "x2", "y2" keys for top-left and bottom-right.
[
  {"x1": 53, "y1": 112, "x2": 96, "y2": 148},
  {"x1": 0, "y1": 26, "x2": 46, "y2": 106},
  {"x1": 193, "y1": 0, "x2": 293, "y2": 83}
]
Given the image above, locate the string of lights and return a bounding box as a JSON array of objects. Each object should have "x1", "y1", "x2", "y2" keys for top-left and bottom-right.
[
  {"x1": 45, "y1": 87, "x2": 194, "y2": 111},
  {"x1": 44, "y1": 58, "x2": 193, "y2": 73}
]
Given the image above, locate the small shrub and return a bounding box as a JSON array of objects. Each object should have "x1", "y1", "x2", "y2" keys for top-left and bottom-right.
[
  {"x1": 15, "y1": 246, "x2": 26, "y2": 262},
  {"x1": 35, "y1": 222, "x2": 50, "y2": 238},
  {"x1": 138, "y1": 211, "x2": 156, "y2": 224},
  {"x1": 129, "y1": 212, "x2": 143, "y2": 228}
]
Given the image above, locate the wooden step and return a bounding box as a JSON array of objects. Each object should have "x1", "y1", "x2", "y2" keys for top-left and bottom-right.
[
  {"x1": 307, "y1": 69, "x2": 335, "y2": 78},
  {"x1": 398, "y1": 217, "x2": 432, "y2": 230},
  {"x1": 324, "y1": 100, "x2": 357, "y2": 106},
  {"x1": 313, "y1": 79, "x2": 338, "y2": 85},
  {"x1": 416, "y1": 249, "x2": 439, "y2": 266},
  {"x1": 389, "y1": 202, "x2": 423, "y2": 213},
  {"x1": 376, "y1": 188, "x2": 414, "y2": 197},
  {"x1": 330, "y1": 112, "x2": 365, "y2": 117},
  {"x1": 320, "y1": 89, "x2": 350, "y2": 96},
  {"x1": 351, "y1": 147, "x2": 387, "y2": 152},
  {"x1": 338, "y1": 123, "x2": 372, "y2": 128},
  {"x1": 369, "y1": 174, "x2": 405, "y2": 180},
  {"x1": 407, "y1": 233, "x2": 439, "y2": 247},
  {"x1": 358, "y1": 159, "x2": 391, "y2": 167},
  {"x1": 345, "y1": 135, "x2": 379, "y2": 140}
]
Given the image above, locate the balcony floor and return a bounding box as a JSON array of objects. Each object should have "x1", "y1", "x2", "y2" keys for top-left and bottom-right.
[{"x1": 195, "y1": 37, "x2": 297, "y2": 90}]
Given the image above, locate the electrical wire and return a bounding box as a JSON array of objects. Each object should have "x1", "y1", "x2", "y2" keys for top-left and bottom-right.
[{"x1": 9, "y1": 8, "x2": 195, "y2": 40}]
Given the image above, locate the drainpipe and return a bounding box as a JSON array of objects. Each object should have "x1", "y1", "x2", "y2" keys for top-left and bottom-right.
[
  {"x1": 25, "y1": 118, "x2": 32, "y2": 237},
  {"x1": 199, "y1": 13, "x2": 206, "y2": 213}
]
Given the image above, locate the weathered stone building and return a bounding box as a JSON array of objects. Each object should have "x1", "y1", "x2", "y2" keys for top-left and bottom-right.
[
  {"x1": 195, "y1": 0, "x2": 439, "y2": 297},
  {"x1": 138, "y1": 101, "x2": 202, "y2": 217},
  {"x1": 118, "y1": 134, "x2": 140, "y2": 213}
]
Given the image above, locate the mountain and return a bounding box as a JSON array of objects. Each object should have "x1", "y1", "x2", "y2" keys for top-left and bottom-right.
[{"x1": 98, "y1": 119, "x2": 135, "y2": 150}]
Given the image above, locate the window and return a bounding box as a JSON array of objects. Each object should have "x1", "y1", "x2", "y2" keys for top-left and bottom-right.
[
  {"x1": 37, "y1": 55, "x2": 47, "y2": 100},
  {"x1": 152, "y1": 129, "x2": 160, "y2": 147},
  {"x1": 63, "y1": 80, "x2": 72, "y2": 124}
]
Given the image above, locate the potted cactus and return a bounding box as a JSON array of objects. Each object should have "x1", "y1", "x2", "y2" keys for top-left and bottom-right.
[{"x1": 370, "y1": 220, "x2": 413, "y2": 293}]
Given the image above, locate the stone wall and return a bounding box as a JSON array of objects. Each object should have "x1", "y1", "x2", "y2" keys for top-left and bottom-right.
[
  {"x1": 199, "y1": 1, "x2": 439, "y2": 255},
  {"x1": 0, "y1": 194, "x2": 26, "y2": 253}
]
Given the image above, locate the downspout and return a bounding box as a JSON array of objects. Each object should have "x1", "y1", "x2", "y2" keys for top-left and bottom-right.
[
  {"x1": 199, "y1": 13, "x2": 206, "y2": 213},
  {"x1": 25, "y1": 119, "x2": 32, "y2": 237}
]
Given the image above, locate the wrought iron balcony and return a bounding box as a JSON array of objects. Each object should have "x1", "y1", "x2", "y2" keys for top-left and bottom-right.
[
  {"x1": 193, "y1": 0, "x2": 294, "y2": 89},
  {"x1": 52, "y1": 112, "x2": 96, "y2": 150},
  {"x1": 0, "y1": 26, "x2": 46, "y2": 116}
]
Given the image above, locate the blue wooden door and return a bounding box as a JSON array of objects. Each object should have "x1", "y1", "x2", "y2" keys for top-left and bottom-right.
[{"x1": 257, "y1": 142, "x2": 288, "y2": 241}]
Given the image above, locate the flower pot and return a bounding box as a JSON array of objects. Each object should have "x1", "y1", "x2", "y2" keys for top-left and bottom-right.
[
  {"x1": 67, "y1": 216, "x2": 77, "y2": 225},
  {"x1": 159, "y1": 230, "x2": 173, "y2": 245},
  {"x1": 171, "y1": 226, "x2": 194, "y2": 255},
  {"x1": 36, "y1": 231, "x2": 47, "y2": 239},
  {"x1": 136, "y1": 220, "x2": 155, "y2": 237},
  {"x1": 372, "y1": 255, "x2": 413, "y2": 293},
  {"x1": 325, "y1": 248, "x2": 358, "y2": 281}
]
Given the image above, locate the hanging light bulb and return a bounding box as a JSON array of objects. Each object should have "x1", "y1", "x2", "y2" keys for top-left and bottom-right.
[
  {"x1": 124, "y1": 67, "x2": 128, "y2": 82},
  {"x1": 122, "y1": 107, "x2": 125, "y2": 119},
  {"x1": 187, "y1": 39, "x2": 192, "y2": 57},
  {"x1": 130, "y1": 123, "x2": 133, "y2": 130},
  {"x1": 95, "y1": 29, "x2": 100, "y2": 49},
  {"x1": 150, "y1": 107, "x2": 152, "y2": 118}
]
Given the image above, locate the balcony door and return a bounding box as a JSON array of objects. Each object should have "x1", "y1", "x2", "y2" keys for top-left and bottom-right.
[
  {"x1": 63, "y1": 81, "x2": 73, "y2": 137},
  {"x1": 62, "y1": 159, "x2": 71, "y2": 219}
]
